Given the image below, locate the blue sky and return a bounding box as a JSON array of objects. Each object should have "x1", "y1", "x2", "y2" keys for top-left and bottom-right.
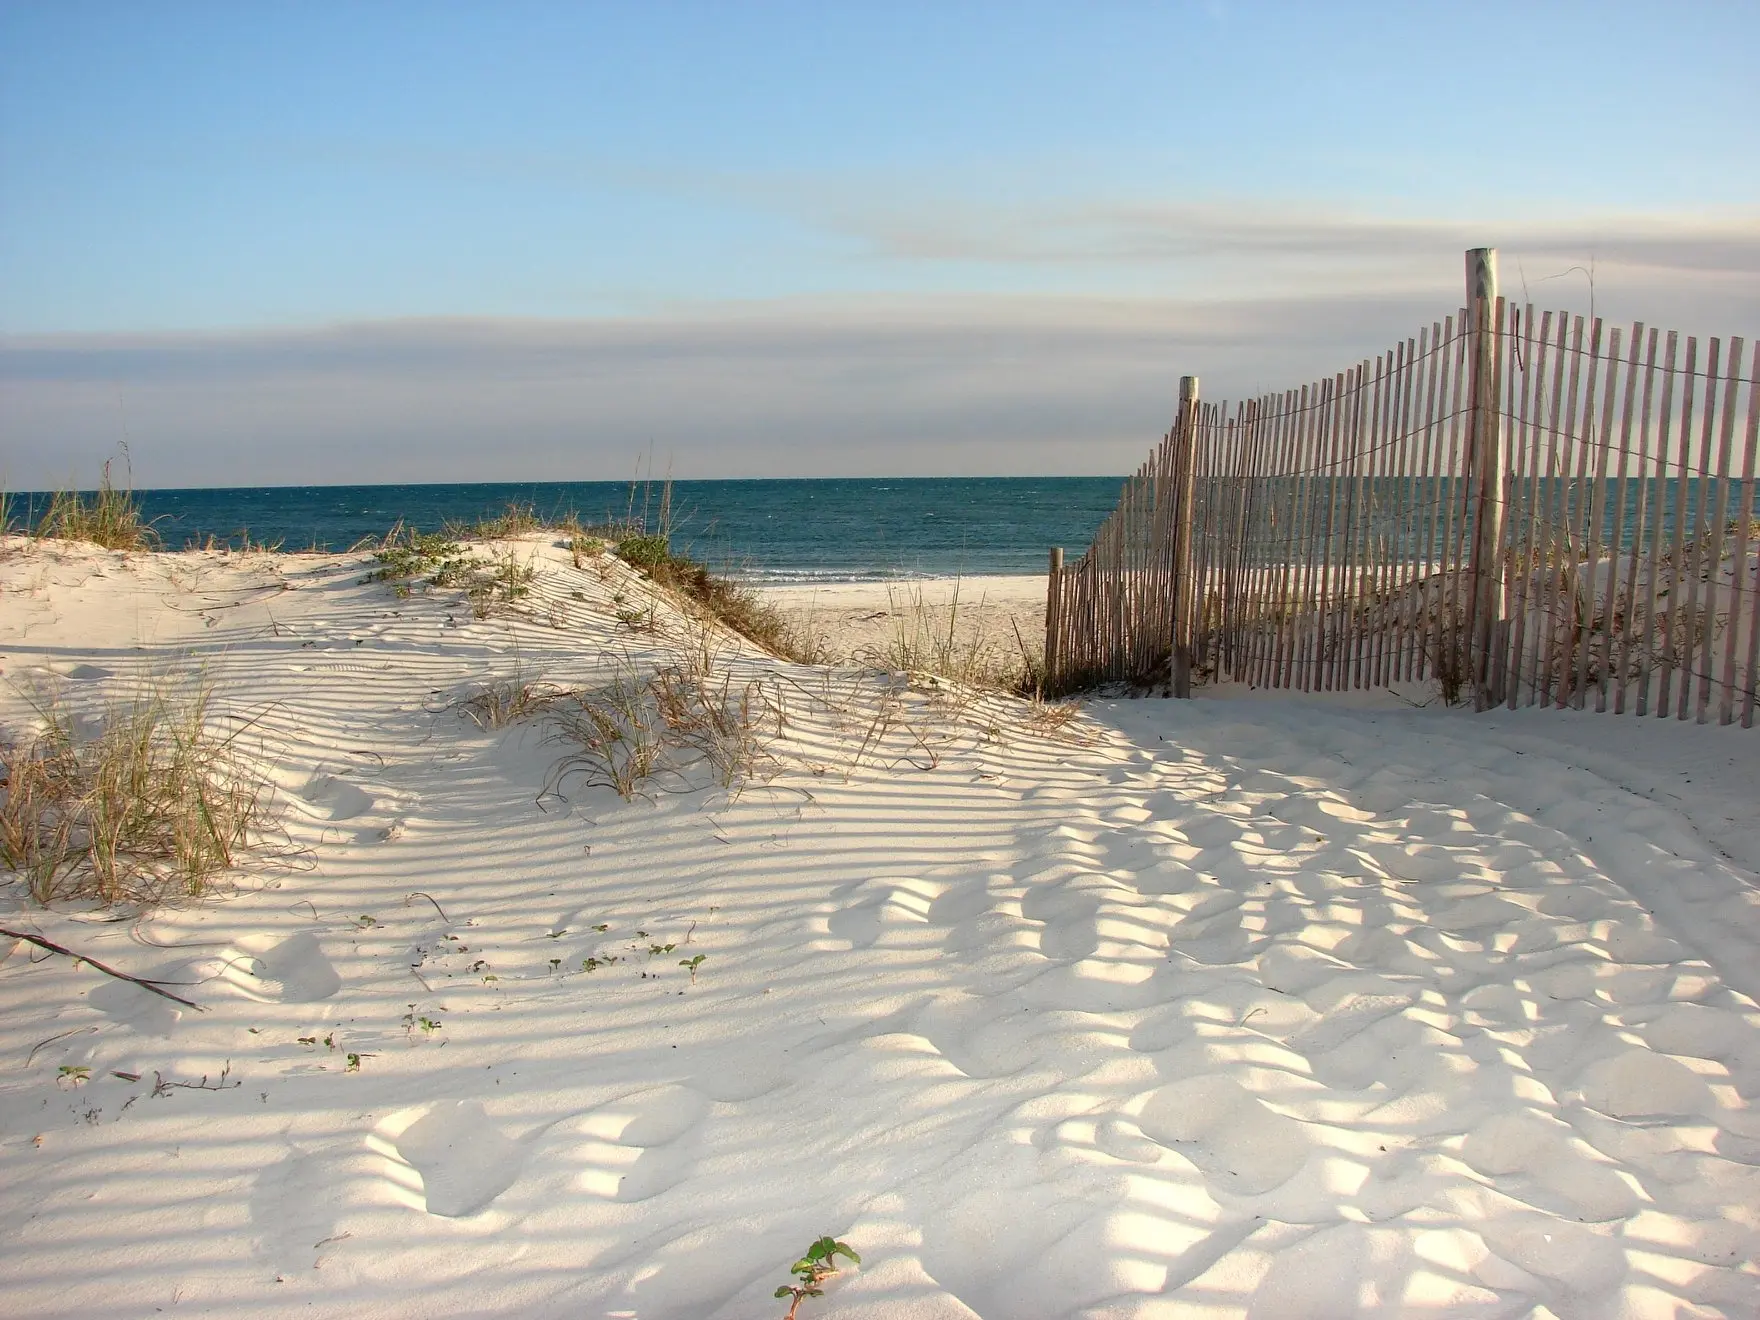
[{"x1": 2, "y1": 2, "x2": 1756, "y2": 485}]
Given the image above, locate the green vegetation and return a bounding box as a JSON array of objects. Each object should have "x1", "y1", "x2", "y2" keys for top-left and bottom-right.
[
  {"x1": 33, "y1": 458, "x2": 157, "y2": 551},
  {"x1": 365, "y1": 524, "x2": 534, "y2": 617},
  {"x1": 774, "y1": 1238, "x2": 860, "y2": 1318},
  {"x1": 0, "y1": 679, "x2": 282, "y2": 906}
]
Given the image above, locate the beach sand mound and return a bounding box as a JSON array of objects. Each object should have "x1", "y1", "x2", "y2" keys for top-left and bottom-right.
[{"x1": 1, "y1": 534, "x2": 1757, "y2": 1317}]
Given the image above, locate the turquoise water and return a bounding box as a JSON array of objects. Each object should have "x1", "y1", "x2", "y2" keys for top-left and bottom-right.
[{"x1": 12, "y1": 477, "x2": 1126, "y2": 582}]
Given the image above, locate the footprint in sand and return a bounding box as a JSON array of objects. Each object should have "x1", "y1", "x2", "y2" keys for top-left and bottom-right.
[
  {"x1": 567, "y1": 1084, "x2": 708, "y2": 1202},
  {"x1": 826, "y1": 876, "x2": 941, "y2": 949},
  {"x1": 1573, "y1": 1048, "x2": 1715, "y2": 1121},
  {"x1": 1477, "y1": 1211, "x2": 1627, "y2": 1296},
  {"x1": 1135, "y1": 1075, "x2": 1312, "y2": 1195},
  {"x1": 1640, "y1": 1002, "x2": 1759, "y2": 1063},
  {"x1": 1019, "y1": 874, "x2": 1116, "y2": 963},
  {"x1": 915, "y1": 993, "x2": 1042, "y2": 1078},
  {"x1": 89, "y1": 972, "x2": 186, "y2": 1035},
  {"x1": 248, "y1": 1144, "x2": 360, "y2": 1271},
  {"x1": 218, "y1": 932, "x2": 341, "y2": 1003},
  {"x1": 1462, "y1": 1110, "x2": 1640, "y2": 1221},
  {"x1": 296, "y1": 773, "x2": 375, "y2": 822},
  {"x1": 380, "y1": 1101, "x2": 524, "y2": 1217}
]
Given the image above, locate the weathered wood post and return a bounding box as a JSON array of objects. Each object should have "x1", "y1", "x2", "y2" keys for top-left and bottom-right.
[
  {"x1": 1463, "y1": 247, "x2": 1507, "y2": 709},
  {"x1": 1169, "y1": 375, "x2": 1201, "y2": 697},
  {"x1": 1044, "y1": 546, "x2": 1063, "y2": 691}
]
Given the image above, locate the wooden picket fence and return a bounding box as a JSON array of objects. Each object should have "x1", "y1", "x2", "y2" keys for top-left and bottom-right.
[{"x1": 1043, "y1": 250, "x2": 1760, "y2": 727}]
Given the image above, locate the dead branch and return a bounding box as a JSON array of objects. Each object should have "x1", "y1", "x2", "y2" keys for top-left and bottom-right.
[{"x1": 0, "y1": 927, "x2": 203, "y2": 1010}]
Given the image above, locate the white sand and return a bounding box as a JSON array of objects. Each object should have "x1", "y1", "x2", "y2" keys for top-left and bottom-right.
[
  {"x1": 2, "y1": 536, "x2": 1759, "y2": 1318},
  {"x1": 757, "y1": 575, "x2": 1047, "y2": 671}
]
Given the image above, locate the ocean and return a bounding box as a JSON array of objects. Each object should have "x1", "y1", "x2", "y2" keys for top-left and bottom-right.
[{"x1": 11, "y1": 477, "x2": 1126, "y2": 583}]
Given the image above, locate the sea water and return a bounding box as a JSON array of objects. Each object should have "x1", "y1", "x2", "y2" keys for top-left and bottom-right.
[{"x1": 12, "y1": 477, "x2": 1127, "y2": 582}]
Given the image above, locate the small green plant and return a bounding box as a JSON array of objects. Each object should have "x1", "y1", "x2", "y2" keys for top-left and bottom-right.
[
  {"x1": 592, "y1": 923, "x2": 609, "y2": 932},
  {"x1": 614, "y1": 534, "x2": 671, "y2": 572},
  {"x1": 569, "y1": 534, "x2": 604, "y2": 569},
  {"x1": 774, "y1": 1238, "x2": 859, "y2": 1318},
  {"x1": 365, "y1": 525, "x2": 473, "y2": 593},
  {"x1": 345, "y1": 1052, "x2": 362, "y2": 1072},
  {"x1": 647, "y1": 942, "x2": 676, "y2": 958},
  {"x1": 57, "y1": 1065, "x2": 91, "y2": 1087},
  {"x1": 680, "y1": 954, "x2": 705, "y2": 983},
  {"x1": 548, "y1": 957, "x2": 561, "y2": 973},
  {"x1": 355, "y1": 915, "x2": 377, "y2": 928},
  {"x1": 581, "y1": 955, "x2": 619, "y2": 972}
]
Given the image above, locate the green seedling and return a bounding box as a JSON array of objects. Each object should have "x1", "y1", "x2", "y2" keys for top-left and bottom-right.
[
  {"x1": 647, "y1": 942, "x2": 676, "y2": 958},
  {"x1": 679, "y1": 954, "x2": 706, "y2": 983},
  {"x1": 774, "y1": 1237, "x2": 859, "y2": 1318},
  {"x1": 635, "y1": 930, "x2": 648, "y2": 938},
  {"x1": 355, "y1": 915, "x2": 377, "y2": 928},
  {"x1": 345, "y1": 1053, "x2": 362, "y2": 1072},
  {"x1": 57, "y1": 1065, "x2": 91, "y2": 1087},
  {"x1": 418, "y1": 1017, "x2": 441, "y2": 1036},
  {"x1": 582, "y1": 955, "x2": 621, "y2": 972},
  {"x1": 297, "y1": 1036, "x2": 318, "y2": 1048},
  {"x1": 592, "y1": 924, "x2": 609, "y2": 932},
  {"x1": 548, "y1": 958, "x2": 562, "y2": 973}
]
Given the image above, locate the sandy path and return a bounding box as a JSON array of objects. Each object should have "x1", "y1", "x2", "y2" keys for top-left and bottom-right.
[
  {"x1": 757, "y1": 574, "x2": 1047, "y2": 671},
  {"x1": 1, "y1": 536, "x2": 1757, "y2": 1317}
]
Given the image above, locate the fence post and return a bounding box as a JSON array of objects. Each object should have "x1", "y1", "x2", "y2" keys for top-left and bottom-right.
[
  {"x1": 1044, "y1": 546, "x2": 1063, "y2": 690},
  {"x1": 1463, "y1": 247, "x2": 1506, "y2": 709},
  {"x1": 1170, "y1": 375, "x2": 1201, "y2": 697}
]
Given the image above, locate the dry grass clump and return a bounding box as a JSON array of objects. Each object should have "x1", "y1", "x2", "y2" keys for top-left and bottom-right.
[
  {"x1": 873, "y1": 580, "x2": 1043, "y2": 694},
  {"x1": 0, "y1": 682, "x2": 280, "y2": 906},
  {"x1": 33, "y1": 459, "x2": 158, "y2": 551},
  {"x1": 451, "y1": 501, "x2": 548, "y2": 541},
  {"x1": 530, "y1": 639, "x2": 784, "y2": 802},
  {"x1": 609, "y1": 531, "x2": 828, "y2": 662},
  {"x1": 545, "y1": 667, "x2": 670, "y2": 801},
  {"x1": 452, "y1": 669, "x2": 574, "y2": 730}
]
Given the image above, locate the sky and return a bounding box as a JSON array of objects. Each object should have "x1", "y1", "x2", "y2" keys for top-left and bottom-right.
[{"x1": 2, "y1": 1, "x2": 1757, "y2": 488}]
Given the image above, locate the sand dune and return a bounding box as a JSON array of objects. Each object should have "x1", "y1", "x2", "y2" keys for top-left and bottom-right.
[{"x1": 1, "y1": 534, "x2": 1757, "y2": 1318}]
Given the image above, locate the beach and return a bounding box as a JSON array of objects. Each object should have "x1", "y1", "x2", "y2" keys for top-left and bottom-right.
[
  {"x1": 757, "y1": 575, "x2": 1048, "y2": 674},
  {"x1": 2, "y1": 533, "x2": 1759, "y2": 1318}
]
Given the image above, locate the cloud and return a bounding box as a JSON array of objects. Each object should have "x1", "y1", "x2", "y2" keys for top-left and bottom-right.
[
  {"x1": 4, "y1": 256, "x2": 1754, "y2": 490},
  {"x1": 812, "y1": 196, "x2": 1760, "y2": 301}
]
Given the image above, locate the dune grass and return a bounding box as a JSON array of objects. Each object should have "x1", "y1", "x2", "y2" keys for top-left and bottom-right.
[
  {"x1": 33, "y1": 458, "x2": 158, "y2": 551},
  {"x1": 0, "y1": 680, "x2": 282, "y2": 906}
]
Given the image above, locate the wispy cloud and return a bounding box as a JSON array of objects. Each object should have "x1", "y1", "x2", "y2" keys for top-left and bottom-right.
[
  {"x1": 810, "y1": 195, "x2": 1760, "y2": 300},
  {"x1": 5, "y1": 203, "x2": 1755, "y2": 490}
]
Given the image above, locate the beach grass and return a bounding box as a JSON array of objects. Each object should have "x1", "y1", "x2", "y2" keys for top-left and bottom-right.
[
  {"x1": 33, "y1": 458, "x2": 158, "y2": 551},
  {"x1": 0, "y1": 678, "x2": 281, "y2": 906}
]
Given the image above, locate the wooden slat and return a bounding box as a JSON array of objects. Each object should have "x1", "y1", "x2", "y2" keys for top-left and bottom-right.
[
  {"x1": 1505, "y1": 307, "x2": 1542, "y2": 708},
  {"x1": 1680, "y1": 339, "x2": 1720, "y2": 721},
  {"x1": 1659, "y1": 337, "x2": 1697, "y2": 718},
  {"x1": 1605, "y1": 325, "x2": 1643, "y2": 713},
  {"x1": 1722, "y1": 342, "x2": 1759, "y2": 726},
  {"x1": 1413, "y1": 321, "x2": 1447, "y2": 683},
  {"x1": 1639, "y1": 332, "x2": 1680, "y2": 718},
  {"x1": 1698, "y1": 339, "x2": 1742, "y2": 722},
  {"x1": 1618, "y1": 328, "x2": 1660, "y2": 715},
  {"x1": 1566, "y1": 318, "x2": 1607, "y2": 709}
]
